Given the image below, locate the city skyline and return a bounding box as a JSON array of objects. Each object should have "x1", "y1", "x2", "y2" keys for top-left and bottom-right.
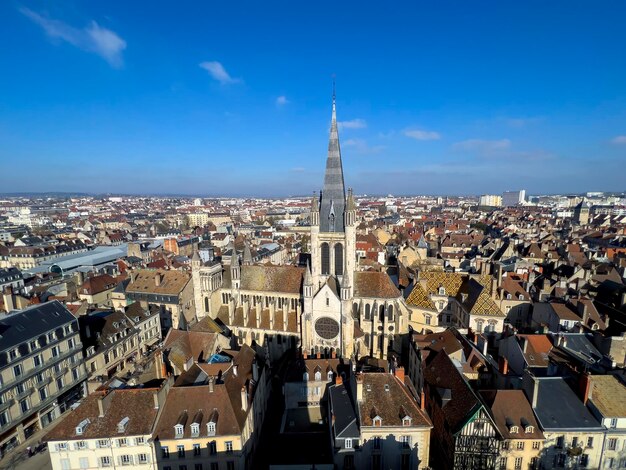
[{"x1": 1, "y1": 1, "x2": 625, "y2": 196}]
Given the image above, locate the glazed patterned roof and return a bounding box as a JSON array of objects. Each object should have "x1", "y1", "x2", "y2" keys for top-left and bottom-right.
[{"x1": 406, "y1": 271, "x2": 503, "y2": 317}]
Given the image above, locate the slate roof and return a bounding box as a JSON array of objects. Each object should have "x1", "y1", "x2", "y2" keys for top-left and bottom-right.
[
  {"x1": 531, "y1": 377, "x2": 602, "y2": 431},
  {"x1": 80, "y1": 274, "x2": 117, "y2": 296},
  {"x1": 329, "y1": 383, "x2": 359, "y2": 439},
  {"x1": 0, "y1": 300, "x2": 77, "y2": 353}
]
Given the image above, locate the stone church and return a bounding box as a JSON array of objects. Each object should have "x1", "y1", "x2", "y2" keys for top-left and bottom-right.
[{"x1": 192, "y1": 93, "x2": 410, "y2": 360}]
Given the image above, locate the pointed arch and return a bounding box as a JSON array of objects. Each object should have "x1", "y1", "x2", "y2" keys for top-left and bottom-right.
[
  {"x1": 321, "y1": 243, "x2": 330, "y2": 275},
  {"x1": 334, "y1": 243, "x2": 344, "y2": 276}
]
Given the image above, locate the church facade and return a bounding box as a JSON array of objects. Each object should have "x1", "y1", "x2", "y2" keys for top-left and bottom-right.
[{"x1": 192, "y1": 93, "x2": 410, "y2": 360}]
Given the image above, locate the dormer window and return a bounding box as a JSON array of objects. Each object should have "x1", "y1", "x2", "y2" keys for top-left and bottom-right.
[
  {"x1": 402, "y1": 416, "x2": 412, "y2": 427},
  {"x1": 506, "y1": 294, "x2": 512, "y2": 300},
  {"x1": 314, "y1": 371, "x2": 322, "y2": 381},
  {"x1": 373, "y1": 416, "x2": 382, "y2": 427},
  {"x1": 438, "y1": 287, "x2": 446, "y2": 296},
  {"x1": 190, "y1": 423, "x2": 199, "y2": 438},
  {"x1": 518, "y1": 294, "x2": 524, "y2": 300},
  {"x1": 525, "y1": 425, "x2": 534, "y2": 433},
  {"x1": 207, "y1": 422, "x2": 216, "y2": 436},
  {"x1": 174, "y1": 424, "x2": 184, "y2": 438},
  {"x1": 510, "y1": 426, "x2": 519, "y2": 434},
  {"x1": 303, "y1": 372, "x2": 309, "y2": 381},
  {"x1": 327, "y1": 371, "x2": 334, "y2": 381}
]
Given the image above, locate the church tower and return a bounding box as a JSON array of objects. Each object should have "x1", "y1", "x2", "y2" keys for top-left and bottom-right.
[
  {"x1": 303, "y1": 88, "x2": 357, "y2": 358},
  {"x1": 310, "y1": 89, "x2": 356, "y2": 287}
]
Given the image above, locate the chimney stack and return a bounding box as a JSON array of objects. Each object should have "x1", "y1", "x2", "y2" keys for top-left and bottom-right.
[
  {"x1": 241, "y1": 385, "x2": 248, "y2": 412},
  {"x1": 579, "y1": 373, "x2": 592, "y2": 405},
  {"x1": 356, "y1": 373, "x2": 363, "y2": 402},
  {"x1": 395, "y1": 366, "x2": 405, "y2": 383},
  {"x1": 209, "y1": 377, "x2": 214, "y2": 393}
]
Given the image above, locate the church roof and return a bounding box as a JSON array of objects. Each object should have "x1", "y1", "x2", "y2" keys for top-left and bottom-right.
[
  {"x1": 319, "y1": 92, "x2": 346, "y2": 233},
  {"x1": 223, "y1": 265, "x2": 304, "y2": 294},
  {"x1": 353, "y1": 271, "x2": 400, "y2": 299}
]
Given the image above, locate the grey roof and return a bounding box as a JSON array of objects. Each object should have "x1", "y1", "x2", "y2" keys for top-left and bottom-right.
[
  {"x1": 533, "y1": 378, "x2": 602, "y2": 431},
  {"x1": 319, "y1": 94, "x2": 346, "y2": 233},
  {"x1": 0, "y1": 267, "x2": 23, "y2": 284},
  {"x1": 329, "y1": 383, "x2": 359, "y2": 439},
  {"x1": 0, "y1": 301, "x2": 76, "y2": 353}
]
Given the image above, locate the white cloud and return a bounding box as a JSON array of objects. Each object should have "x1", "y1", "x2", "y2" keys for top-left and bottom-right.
[
  {"x1": 20, "y1": 8, "x2": 126, "y2": 68},
  {"x1": 199, "y1": 61, "x2": 240, "y2": 84},
  {"x1": 343, "y1": 138, "x2": 384, "y2": 154},
  {"x1": 404, "y1": 129, "x2": 441, "y2": 141},
  {"x1": 276, "y1": 95, "x2": 289, "y2": 106},
  {"x1": 611, "y1": 135, "x2": 626, "y2": 144},
  {"x1": 338, "y1": 119, "x2": 367, "y2": 130},
  {"x1": 453, "y1": 139, "x2": 511, "y2": 153}
]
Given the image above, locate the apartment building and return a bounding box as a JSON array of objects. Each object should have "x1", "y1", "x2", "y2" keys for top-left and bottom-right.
[
  {"x1": 0, "y1": 301, "x2": 87, "y2": 456},
  {"x1": 46, "y1": 381, "x2": 170, "y2": 470}
]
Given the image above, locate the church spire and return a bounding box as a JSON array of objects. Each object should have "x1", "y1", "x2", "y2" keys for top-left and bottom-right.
[{"x1": 319, "y1": 85, "x2": 346, "y2": 233}]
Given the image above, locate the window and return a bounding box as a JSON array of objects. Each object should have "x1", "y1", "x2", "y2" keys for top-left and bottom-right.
[
  {"x1": 321, "y1": 243, "x2": 330, "y2": 275},
  {"x1": 373, "y1": 416, "x2": 382, "y2": 426},
  {"x1": 400, "y1": 436, "x2": 411, "y2": 449},
  {"x1": 162, "y1": 446, "x2": 170, "y2": 459},
  {"x1": 175, "y1": 424, "x2": 184, "y2": 438},
  {"x1": 0, "y1": 411, "x2": 8, "y2": 427},
  {"x1": 209, "y1": 441, "x2": 217, "y2": 455},
  {"x1": 345, "y1": 438, "x2": 352, "y2": 449},
  {"x1": 439, "y1": 287, "x2": 446, "y2": 295},
  {"x1": 72, "y1": 368, "x2": 80, "y2": 381},
  {"x1": 97, "y1": 439, "x2": 109, "y2": 448},
  {"x1": 136, "y1": 437, "x2": 145, "y2": 445},
  {"x1": 532, "y1": 441, "x2": 540, "y2": 450},
  {"x1": 74, "y1": 441, "x2": 86, "y2": 450},
  {"x1": 51, "y1": 346, "x2": 60, "y2": 357},
  {"x1": 499, "y1": 457, "x2": 507, "y2": 470},
  {"x1": 20, "y1": 398, "x2": 29, "y2": 414},
  {"x1": 525, "y1": 425, "x2": 534, "y2": 433},
  {"x1": 13, "y1": 364, "x2": 23, "y2": 378},
  {"x1": 193, "y1": 444, "x2": 201, "y2": 456},
  {"x1": 177, "y1": 445, "x2": 185, "y2": 458},
  {"x1": 9, "y1": 349, "x2": 17, "y2": 361},
  {"x1": 225, "y1": 441, "x2": 233, "y2": 453},
  {"x1": 207, "y1": 422, "x2": 216, "y2": 436},
  {"x1": 607, "y1": 458, "x2": 615, "y2": 469},
  {"x1": 55, "y1": 443, "x2": 68, "y2": 452},
  {"x1": 138, "y1": 454, "x2": 148, "y2": 464},
  {"x1": 425, "y1": 315, "x2": 431, "y2": 325},
  {"x1": 514, "y1": 457, "x2": 523, "y2": 469},
  {"x1": 190, "y1": 423, "x2": 200, "y2": 437},
  {"x1": 334, "y1": 243, "x2": 344, "y2": 276},
  {"x1": 476, "y1": 320, "x2": 484, "y2": 333},
  {"x1": 580, "y1": 454, "x2": 589, "y2": 468},
  {"x1": 402, "y1": 416, "x2": 411, "y2": 426},
  {"x1": 33, "y1": 354, "x2": 42, "y2": 368},
  {"x1": 120, "y1": 455, "x2": 132, "y2": 466},
  {"x1": 556, "y1": 436, "x2": 564, "y2": 449},
  {"x1": 373, "y1": 436, "x2": 382, "y2": 450},
  {"x1": 611, "y1": 418, "x2": 618, "y2": 428},
  {"x1": 609, "y1": 438, "x2": 618, "y2": 451},
  {"x1": 61, "y1": 459, "x2": 70, "y2": 470},
  {"x1": 57, "y1": 377, "x2": 64, "y2": 391},
  {"x1": 118, "y1": 438, "x2": 128, "y2": 447},
  {"x1": 572, "y1": 437, "x2": 579, "y2": 448},
  {"x1": 100, "y1": 456, "x2": 111, "y2": 467},
  {"x1": 226, "y1": 462, "x2": 235, "y2": 470},
  {"x1": 68, "y1": 338, "x2": 75, "y2": 349},
  {"x1": 314, "y1": 371, "x2": 322, "y2": 381},
  {"x1": 516, "y1": 441, "x2": 525, "y2": 450}
]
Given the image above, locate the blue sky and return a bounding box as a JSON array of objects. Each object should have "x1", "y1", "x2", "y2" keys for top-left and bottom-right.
[{"x1": 1, "y1": 1, "x2": 625, "y2": 197}]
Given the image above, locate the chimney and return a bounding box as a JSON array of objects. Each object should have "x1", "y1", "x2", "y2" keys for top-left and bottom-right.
[
  {"x1": 152, "y1": 391, "x2": 160, "y2": 409},
  {"x1": 3, "y1": 287, "x2": 16, "y2": 313},
  {"x1": 576, "y1": 300, "x2": 588, "y2": 321},
  {"x1": 498, "y1": 356, "x2": 509, "y2": 375},
  {"x1": 331, "y1": 350, "x2": 336, "y2": 359},
  {"x1": 241, "y1": 385, "x2": 248, "y2": 412},
  {"x1": 356, "y1": 373, "x2": 363, "y2": 402},
  {"x1": 208, "y1": 377, "x2": 214, "y2": 393},
  {"x1": 579, "y1": 373, "x2": 592, "y2": 405},
  {"x1": 420, "y1": 390, "x2": 426, "y2": 411},
  {"x1": 303, "y1": 351, "x2": 308, "y2": 360},
  {"x1": 155, "y1": 273, "x2": 163, "y2": 287},
  {"x1": 523, "y1": 371, "x2": 540, "y2": 409},
  {"x1": 316, "y1": 352, "x2": 321, "y2": 359},
  {"x1": 97, "y1": 391, "x2": 113, "y2": 418},
  {"x1": 395, "y1": 366, "x2": 405, "y2": 383}
]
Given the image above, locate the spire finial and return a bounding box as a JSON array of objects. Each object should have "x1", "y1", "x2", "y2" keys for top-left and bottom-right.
[{"x1": 332, "y1": 74, "x2": 336, "y2": 102}]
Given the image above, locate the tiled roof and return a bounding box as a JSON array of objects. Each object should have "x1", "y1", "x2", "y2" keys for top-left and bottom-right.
[
  {"x1": 127, "y1": 269, "x2": 191, "y2": 296},
  {"x1": 353, "y1": 271, "x2": 400, "y2": 299},
  {"x1": 45, "y1": 389, "x2": 160, "y2": 440},
  {"x1": 480, "y1": 390, "x2": 544, "y2": 440},
  {"x1": 405, "y1": 283, "x2": 436, "y2": 309},
  {"x1": 360, "y1": 373, "x2": 431, "y2": 428},
  {"x1": 589, "y1": 375, "x2": 626, "y2": 418},
  {"x1": 223, "y1": 265, "x2": 304, "y2": 294}
]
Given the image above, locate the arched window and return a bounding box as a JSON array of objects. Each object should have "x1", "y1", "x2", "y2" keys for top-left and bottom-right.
[
  {"x1": 334, "y1": 243, "x2": 344, "y2": 276},
  {"x1": 365, "y1": 304, "x2": 371, "y2": 320},
  {"x1": 379, "y1": 305, "x2": 385, "y2": 322},
  {"x1": 321, "y1": 243, "x2": 330, "y2": 275},
  {"x1": 387, "y1": 305, "x2": 394, "y2": 322},
  {"x1": 353, "y1": 303, "x2": 359, "y2": 319},
  {"x1": 364, "y1": 333, "x2": 370, "y2": 347},
  {"x1": 204, "y1": 297, "x2": 209, "y2": 313}
]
